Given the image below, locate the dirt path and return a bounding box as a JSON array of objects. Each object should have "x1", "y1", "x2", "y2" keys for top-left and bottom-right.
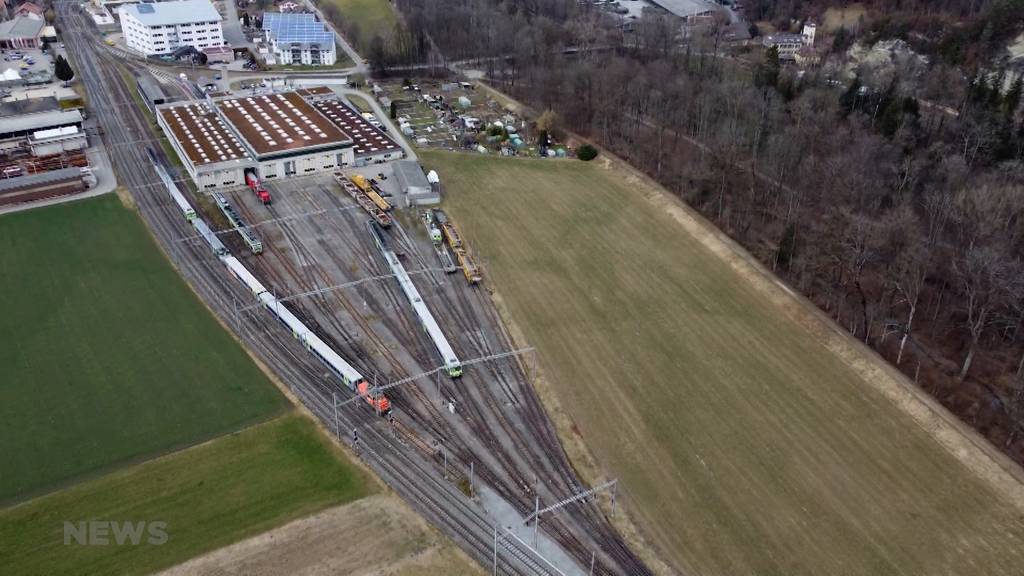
[{"x1": 156, "y1": 494, "x2": 482, "y2": 576}]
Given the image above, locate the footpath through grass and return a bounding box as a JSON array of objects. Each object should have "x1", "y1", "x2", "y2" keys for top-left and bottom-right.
[
  {"x1": 425, "y1": 150, "x2": 1024, "y2": 576},
  {"x1": 0, "y1": 195, "x2": 287, "y2": 504},
  {"x1": 0, "y1": 414, "x2": 372, "y2": 576}
]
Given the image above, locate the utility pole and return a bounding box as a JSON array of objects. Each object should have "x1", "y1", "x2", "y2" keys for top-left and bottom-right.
[
  {"x1": 611, "y1": 481, "x2": 618, "y2": 518},
  {"x1": 589, "y1": 551, "x2": 595, "y2": 575},
  {"x1": 333, "y1": 391, "x2": 339, "y2": 438},
  {"x1": 442, "y1": 442, "x2": 448, "y2": 479},
  {"x1": 492, "y1": 524, "x2": 498, "y2": 576},
  {"x1": 533, "y1": 495, "x2": 540, "y2": 547},
  {"x1": 469, "y1": 461, "x2": 475, "y2": 498}
]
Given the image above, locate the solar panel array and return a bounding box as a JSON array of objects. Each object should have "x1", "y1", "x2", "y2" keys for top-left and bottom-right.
[
  {"x1": 160, "y1": 103, "x2": 249, "y2": 166},
  {"x1": 216, "y1": 92, "x2": 347, "y2": 155},
  {"x1": 262, "y1": 12, "x2": 334, "y2": 46},
  {"x1": 314, "y1": 99, "x2": 401, "y2": 157}
]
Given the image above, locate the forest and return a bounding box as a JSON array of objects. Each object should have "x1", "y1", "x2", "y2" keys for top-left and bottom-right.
[{"x1": 391, "y1": 0, "x2": 1024, "y2": 463}]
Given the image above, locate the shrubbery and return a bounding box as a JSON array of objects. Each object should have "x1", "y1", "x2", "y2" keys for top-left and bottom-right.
[{"x1": 577, "y1": 144, "x2": 598, "y2": 161}]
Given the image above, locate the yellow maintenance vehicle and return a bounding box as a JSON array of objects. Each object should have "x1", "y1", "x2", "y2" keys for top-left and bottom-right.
[
  {"x1": 434, "y1": 209, "x2": 482, "y2": 285},
  {"x1": 350, "y1": 174, "x2": 392, "y2": 213}
]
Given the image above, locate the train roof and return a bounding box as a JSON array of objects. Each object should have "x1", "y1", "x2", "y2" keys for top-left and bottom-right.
[{"x1": 379, "y1": 238, "x2": 460, "y2": 367}]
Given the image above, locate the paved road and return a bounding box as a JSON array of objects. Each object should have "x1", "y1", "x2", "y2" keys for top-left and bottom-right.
[{"x1": 220, "y1": 0, "x2": 251, "y2": 49}]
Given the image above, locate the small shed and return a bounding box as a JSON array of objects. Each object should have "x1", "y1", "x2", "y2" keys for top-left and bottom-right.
[
  {"x1": 393, "y1": 160, "x2": 438, "y2": 206},
  {"x1": 137, "y1": 75, "x2": 166, "y2": 112}
]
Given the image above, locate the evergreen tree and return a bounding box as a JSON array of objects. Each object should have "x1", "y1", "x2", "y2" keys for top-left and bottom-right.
[{"x1": 54, "y1": 55, "x2": 74, "y2": 83}]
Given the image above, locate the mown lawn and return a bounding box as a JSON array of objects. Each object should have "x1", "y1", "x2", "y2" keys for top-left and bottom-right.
[
  {"x1": 0, "y1": 195, "x2": 288, "y2": 504},
  {"x1": 425, "y1": 150, "x2": 1024, "y2": 576},
  {"x1": 0, "y1": 414, "x2": 372, "y2": 576}
]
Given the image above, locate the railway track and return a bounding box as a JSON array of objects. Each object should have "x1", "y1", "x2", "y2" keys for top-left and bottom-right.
[{"x1": 60, "y1": 5, "x2": 653, "y2": 572}]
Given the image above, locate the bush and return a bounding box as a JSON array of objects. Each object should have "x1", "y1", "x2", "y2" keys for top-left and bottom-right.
[{"x1": 577, "y1": 144, "x2": 598, "y2": 161}]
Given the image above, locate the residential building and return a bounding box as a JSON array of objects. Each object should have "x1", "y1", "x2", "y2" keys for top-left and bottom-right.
[
  {"x1": 646, "y1": 0, "x2": 714, "y2": 21},
  {"x1": 261, "y1": 12, "x2": 336, "y2": 66},
  {"x1": 802, "y1": 22, "x2": 817, "y2": 47},
  {"x1": 120, "y1": 0, "x2": 223, "y2": 56},
  {"x1": 0, "y1": 16, "x2": 43, "y2": 49},
  {"x1": 762, "y1": 32, "x2": 804, "y2": 60},
  {"x1": 13, "y1": 1, "x2": 43, "y2": 20}
]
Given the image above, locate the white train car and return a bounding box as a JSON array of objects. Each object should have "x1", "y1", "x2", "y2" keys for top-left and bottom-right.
[
  {"x1": 149, "y1": 147, "x2": 197, "y2": 221},
  {"x1": 222, "y1": 255, "x2": 267, "y2": 295},
  {"x1": 369, "y1": 222, "x2": 462, "y2": 378},
  {"x1": 150, "y1": 146, "x2": 390, "y2": 414},
  {"x1": 192, "y1": 218, "x2": 229, "y2": 256}
]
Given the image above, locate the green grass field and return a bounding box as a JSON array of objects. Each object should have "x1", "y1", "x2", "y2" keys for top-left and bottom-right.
[
  {"x1": 325, "y1": 0, "x2": 397, "y2": 50},
  {"x1": 0, "y1": 414, "x2": 372, "y2": 576},
  {"x1": 0, "y1": 195, "x2": 287, "y2": 504},
  {"x1": 424, "y1": 150, "x2": 1024, "y2": 576}
]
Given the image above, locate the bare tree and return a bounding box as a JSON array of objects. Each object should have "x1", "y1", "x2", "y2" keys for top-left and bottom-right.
[
  {"x1": 893, "y1": 243, "x2": 931, "y2": 365},
  {"x1": 954, "y1": 246, "x2": 1014, "y2": 381}
]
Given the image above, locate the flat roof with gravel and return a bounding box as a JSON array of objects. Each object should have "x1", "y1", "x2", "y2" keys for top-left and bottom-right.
[
  {"x1": 313, "y1": 99, "x2": 401, "y2": 157},
  {"x1": 159, "y1": 102, "x2": 251, "y2": 166},
  {"x1": 216, "y1": 92, "x2": 350, "y2": 158}
]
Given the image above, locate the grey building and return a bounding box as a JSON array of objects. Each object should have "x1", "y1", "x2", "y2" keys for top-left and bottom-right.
[{"x1": 393, "y1": 160, "x2": 438, "y2": 206}]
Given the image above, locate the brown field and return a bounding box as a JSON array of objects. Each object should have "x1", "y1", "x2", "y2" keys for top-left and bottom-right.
[
  {"x1": 424, "y1": 150, "x2": 1024, "y2": 576},
  {"x1": 157, "y1": 495, "x2": 482, "y2": 576}
]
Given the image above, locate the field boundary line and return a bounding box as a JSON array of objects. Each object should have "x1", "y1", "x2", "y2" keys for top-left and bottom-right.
[
  {"x1": 470, "y1": 81, "x2": 1024, "y2": 513},
  {"x1": 597, "y1": 145, "x2": 1024, "y2": 514}
]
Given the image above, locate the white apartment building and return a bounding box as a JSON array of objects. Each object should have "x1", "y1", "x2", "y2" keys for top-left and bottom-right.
[
  {"x1": 261, "y1": 13, "x2": 336, "y2": 66},
  {"x1": 120, "y1": 0, "x2": 224, "y2": 56}
]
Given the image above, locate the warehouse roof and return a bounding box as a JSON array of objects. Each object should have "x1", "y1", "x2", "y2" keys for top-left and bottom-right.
[
  {"x1": 0, "y1": 166, "x2": 81, "y2": 193},
  {"x1": 137, "y1": 75, "x2": 165, "y2": 103},
  {"x1": 159, "y1": 101, "x2": 250, "y2": 166},
  {"x1": 0, "y1": 96, "x2": 59, "y2": 116},
  {"x1": 646, "y1": 0, "x2": 714, "y2": 18},
  {"x1": 0, "y1": 16, "x2": 44, "y2": 41},
  {"x1": 0, "y1": 109, "x2": 82, "y2": 136},
  {"x1": 123, "y1": 0, "x2": 220, "y2": 27},
  {"x1": 215, "y1": 91, "x2": 349, "y2": 157},
  {"x1": 262, "y1": 12, "x2": 334, "y2": 47},
  {"x1": 393, "y1": 160, "x2": 429, "y2": 189},
  {"x1": 313, "y1": 99, "x2": 401, "y2": 157}
]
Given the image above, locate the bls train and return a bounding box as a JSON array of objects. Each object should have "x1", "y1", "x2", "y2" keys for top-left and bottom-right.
[{"x1": 148, "y1": 149, "x2": 390, "y2": 414}]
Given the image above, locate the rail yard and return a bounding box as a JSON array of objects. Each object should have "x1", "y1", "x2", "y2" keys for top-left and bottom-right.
[{"x1": 56, "y1": 2, "x2": 649, "y2": 574}]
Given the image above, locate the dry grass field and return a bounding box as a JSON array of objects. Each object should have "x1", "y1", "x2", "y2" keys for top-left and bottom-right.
[
  {"x1": 424, "y1": 150, "x2": 1024, "y2": 576},
  {"x1": 158, "y1": 495, "x2": 482, "y2": 576}
]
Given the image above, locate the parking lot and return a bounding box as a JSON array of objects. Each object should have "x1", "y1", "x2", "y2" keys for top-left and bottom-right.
[{"x1": 1, "y1": 44, "x2": 58, "y2": 76}]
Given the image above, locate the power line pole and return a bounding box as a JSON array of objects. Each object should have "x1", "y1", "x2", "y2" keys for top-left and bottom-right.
[
  {"x1": 533, "y1": 495, "x2": 540, "y2": 547},
  {"x1": 589, "y1": 551, "x2": 596, "y2": 575},
  {"x1": 333, "y1": 391, "x2": 339, "y2": 438},
  {"x1": 492, "y1": 524, "x2": 498, "y2": 576}
]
